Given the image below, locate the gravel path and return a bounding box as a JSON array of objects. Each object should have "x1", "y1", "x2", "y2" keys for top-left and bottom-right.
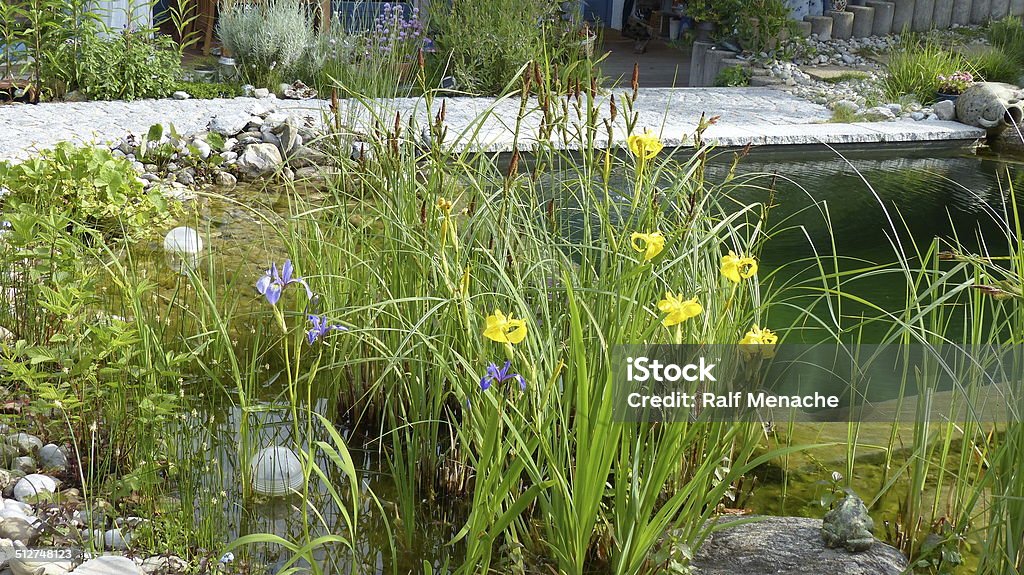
[{"x1": 0, "y1": 88, "x2": 984, "y2": 163}]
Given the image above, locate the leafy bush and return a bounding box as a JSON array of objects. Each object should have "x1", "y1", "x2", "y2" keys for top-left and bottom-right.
[
  {"x1": 0, "y1": 143, "x2": 177, "y2": 241},
  {"x1": 172, "y1": 80, "x2": 244, "y2": 99},
  {"x1": 72, "y1": 30, "x2": 182, "y2": 100},
  {"x1": 716, "y1": 65, "x2": 751, "y2": 87},
  {"x1": 217, "y1": 0, "x2": 315, "y2": 87},
  {"x1": 433, "y1": 0, "x2": 556, "y2": 94},
  {"x1": 732, "y1": 0, "x2": 794, "y2": 53},
  {"x1": 883, "y1": 35, "x2": 968, "y2": 104}
]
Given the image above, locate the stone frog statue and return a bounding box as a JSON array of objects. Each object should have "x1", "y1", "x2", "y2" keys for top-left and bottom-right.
[
  {"x1": 821, "y1": 493, "x2": 876, "y2": 552},
  {"x1": 955, "y1": 82, "x2": 1024, "y2": 136}
]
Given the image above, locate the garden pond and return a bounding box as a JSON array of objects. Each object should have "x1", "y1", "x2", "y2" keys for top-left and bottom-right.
[{"x1": 148, "y1": 144, "x2": 1021, "y2": 573}]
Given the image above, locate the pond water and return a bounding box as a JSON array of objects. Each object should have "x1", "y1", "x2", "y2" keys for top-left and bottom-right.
[{"x1": 171, "y1": 145, "x2": 1022, "y2": 573}]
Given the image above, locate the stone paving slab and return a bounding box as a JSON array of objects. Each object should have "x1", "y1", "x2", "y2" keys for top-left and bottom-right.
[{"x1": 0, "y1": 87, "x2": 985, "y2": 163}]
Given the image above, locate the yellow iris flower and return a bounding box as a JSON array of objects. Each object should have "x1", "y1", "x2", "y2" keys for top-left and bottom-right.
[
  {"x1": 627, "y1": 130, "x2": 664, "y2": 160},
  {"x1": 739, "y1": 324, "x2": 778, "y2": 345},
  {"x1": 631, "y1": 231, "x2": 665, "y2": 262},
  {"x1": 657, "y1": 292, "x2": 703, "y2": 327},
  {"x1": 739, "y1": 324, "x2": 778, "y2": 358},
  {"x1": 721, "y1": 251, "x2": 758, "y2": 283},
  {"x1": 483, "y1": 309, "x2": 527, "y2": 344}
]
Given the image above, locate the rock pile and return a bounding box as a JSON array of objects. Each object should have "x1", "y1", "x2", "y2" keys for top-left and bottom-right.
[
  {"x1": 0, "y1": 428, "x2": 187, "y2": 575},
  {"x1": 108, "y1": 102, "x2": 335, "y2": 195}
]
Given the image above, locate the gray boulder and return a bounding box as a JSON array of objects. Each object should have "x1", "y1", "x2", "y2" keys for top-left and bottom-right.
[
  {"x1": 0, "y1": 517, "x2": 39, "y2": 546},
  {"x1": 995, "y1": 125, "x2": 1024, "y2": 153},
  {"x1": 71, "y1": 556, "x2": 143, "y2": 575},
  {"x1": 933, "y1": 99, "x2": 957, "y2": 121},
  {"x1": 238, "y1": 143, "x2": 283, "y2": 178},
  {"x1": 38, "y1": 444, "x2": 68, "y2": 472},
  {"x1": 691, "y1": 516, "x2": 908, "y2": 575},
  {"x1": 208, "y1": 111, "x2": 251, "y2": 137},
  {"x1": 7, "y1": 433, "x2": 42, "y2": 455}
]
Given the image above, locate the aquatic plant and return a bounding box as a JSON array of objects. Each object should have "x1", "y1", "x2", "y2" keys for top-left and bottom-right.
[
  {"x1": 255, "y1": 259, "x2": 313, "y2": 306},
  {"x1": 479, "y1": 360, "x2": 527, "y2": 392},
  {"x1": 631, "y1": 231, "x2": 666, "y2": 262},
  {"x1": 657, "y1": 293, "x2": 704, "y2": 327},
  {"x1": 305, "y1": 313, "x2": 347, "y2": 345}
]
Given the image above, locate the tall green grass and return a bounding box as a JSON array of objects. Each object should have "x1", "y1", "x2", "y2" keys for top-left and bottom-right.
[{"x1": 883, "y1": 35, "x2": 969, "y2": 104}]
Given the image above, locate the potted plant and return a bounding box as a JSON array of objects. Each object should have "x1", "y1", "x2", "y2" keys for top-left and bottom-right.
[
  {"x1": 685, "y1": 0, "x2": 720, "y2": 42},
  {"x1": 935, "y1": 71, "x2": 974, "y2": 102}
]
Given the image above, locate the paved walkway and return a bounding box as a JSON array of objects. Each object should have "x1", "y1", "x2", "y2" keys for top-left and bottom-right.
[
  {"x1": 598, "y1": 32, "x2": 691, "y2": 88},
  {"x1": 0, "y1": 88, "x2": 985, "y2": 162}
]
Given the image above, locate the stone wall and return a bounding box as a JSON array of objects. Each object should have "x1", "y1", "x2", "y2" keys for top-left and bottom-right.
[{"x1": 786, "y1": 0, "x2": 1024, "y2": 34}]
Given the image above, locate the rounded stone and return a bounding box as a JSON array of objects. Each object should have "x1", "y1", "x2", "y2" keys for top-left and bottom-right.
[
  {"x1": 7, "y1": 433, "x2": 42, "y2": 455},
  {"x1": 0, "y1": 517, "x2": 38, "y2": 545},
  {"x1": 11, "y1": 456, "x2": 35, "y2": 474},
  {"x1": 69, "y1": 556, "x2": 142, "y2": 575},
  {"x1": 13, "y1": 474, "x2": 57, "y2": 502},
  {"x1": 38, "y1": 444, "x2": 69, "y2": 472}
]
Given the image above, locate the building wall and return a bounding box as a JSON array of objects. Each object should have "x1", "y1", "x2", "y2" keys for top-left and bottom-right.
[{"x1": 93, "y1": 0, "x2": 152, "y2": 32}]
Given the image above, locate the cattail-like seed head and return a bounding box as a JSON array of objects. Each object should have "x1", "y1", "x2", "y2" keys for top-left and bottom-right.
[{"x1": 507, "y1": 149, "x2": 520, "y2": 179}]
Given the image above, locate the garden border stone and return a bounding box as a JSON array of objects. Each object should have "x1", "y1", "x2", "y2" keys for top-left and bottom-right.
[
  {"x1": 828, "y1": 10, "x2": 856, "y2": 38},
  {"x1": 933, "y1": 0, "x2": 955, "y2": 27},
  {"x1": 805, "y1": 15, "x2": 835, "y2": 39},
  {"x1": 0, "y1": 89, "x2": 986, "y2": 165},
  {"x1": 891, "y1": 0, "x2": 916, "y2": 31},
  {"x1": 865, "y1": 1, "x2": 895, "y2": 35},
  {"x1": 847, "y1": 5, "x2": 876, "y2": 36},
  {"x1": 991, "y1": 0, "x2": 1011, "y2": 16},
  {"x1": 912, "y1": 0, "x2": 936, "y2": 29},
  {"x1": 971, "y1": 0, "x2": 991, "y2": 22},
  {"x1": 952, "y1": 0, "x2": 974, "y2": 24}
]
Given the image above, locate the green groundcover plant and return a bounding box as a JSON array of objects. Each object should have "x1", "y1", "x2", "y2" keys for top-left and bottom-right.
[{"x1": 0, "y1": 142, "x2": 177, "y2": 241}]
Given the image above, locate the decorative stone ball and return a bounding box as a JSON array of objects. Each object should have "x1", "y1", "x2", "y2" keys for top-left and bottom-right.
[{"x1": 250, "y1": 446, "x2": 304, "y2": 497}]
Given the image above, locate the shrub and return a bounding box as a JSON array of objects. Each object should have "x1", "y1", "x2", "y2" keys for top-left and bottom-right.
[
  {"x1": 715, "y1": 65, "x2": 751, "y2": 87},
  {"x1": 72, "y1": 30, "x2": 182, "y2": 100},
  {"x1": 217, "y1": 0, "x2": 315, "y2": 88},
  {"x1": 0, "y1": 143, "x2": 177, "y2": 241},
  {"x1": 731, "y1": 0, "x2": 794, "y2": 53},
  {"x1": 433, "y1": 0, "x2": 556, "y2": 94},
  {"x1": 171, "y1": 80, "x2": 244, "y2": 99},
  {"x1": 883, "y1": 35, "x2": 968, "y2": 104}
]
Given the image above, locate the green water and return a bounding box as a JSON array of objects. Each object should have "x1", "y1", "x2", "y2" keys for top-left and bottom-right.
[{"x1": 175, "y1": 146, "x2": 1021, "y2": 573}]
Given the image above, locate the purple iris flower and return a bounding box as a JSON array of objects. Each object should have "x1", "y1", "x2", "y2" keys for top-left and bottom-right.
[
  {"x1": 479, "y1": 360, "x2": 527, "y2": 392},
  {"x1": 306, "y1": 313, "x2": 347, "y2": 344},
  {"x1": 256, "y1": 260, "x2": 313, "y2": 306}
]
